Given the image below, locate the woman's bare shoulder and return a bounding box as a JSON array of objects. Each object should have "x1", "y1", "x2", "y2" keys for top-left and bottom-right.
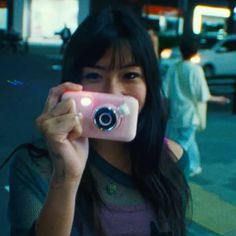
[{"x1": 165, "y1": 138, "x2": 183, "y2": 161}]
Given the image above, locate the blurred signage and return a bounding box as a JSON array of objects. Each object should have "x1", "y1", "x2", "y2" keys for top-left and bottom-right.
[
  {"x1": 142, "y1": 4, "x2": 184, "y2": 37},
  {"x1": 143, "y1": 5, "x2": 181, "y2": 16},
  {"x1": 193, "y1": 5, "x2": 230, "y2": 34},
  {"x1": 0, "y1": 0, "x2": 7, "y2": 8}
]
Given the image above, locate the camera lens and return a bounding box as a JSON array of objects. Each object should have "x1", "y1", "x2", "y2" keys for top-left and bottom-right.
[{"x1": 94, "y1": 107, "x2": 117, "y2": 131}]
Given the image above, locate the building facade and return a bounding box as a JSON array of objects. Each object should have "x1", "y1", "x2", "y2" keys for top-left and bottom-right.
[{"x1": 1, "y1": 0, "x2": 236, "y2": 45}]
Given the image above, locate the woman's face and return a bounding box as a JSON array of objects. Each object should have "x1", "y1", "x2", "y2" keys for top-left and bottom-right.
[{"x1": 80, "y1": 48, "x2": 147, "y2": 112}]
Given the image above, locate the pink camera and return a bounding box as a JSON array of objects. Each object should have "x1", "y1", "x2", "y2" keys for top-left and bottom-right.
[{"x1": 62, "y1": 91, "x2": 139, "y2": 142}]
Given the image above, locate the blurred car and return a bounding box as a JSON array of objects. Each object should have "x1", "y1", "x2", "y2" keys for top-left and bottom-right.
[{"x1": 160, "y1": 34, "x2": 236, "y2": 78}]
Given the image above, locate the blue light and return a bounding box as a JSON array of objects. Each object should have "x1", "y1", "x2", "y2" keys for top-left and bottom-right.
[{"x1": 7, "y1": 80, "x2": 24, "y2": 86}]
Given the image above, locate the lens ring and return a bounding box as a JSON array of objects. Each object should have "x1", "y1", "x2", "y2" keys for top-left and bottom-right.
[
  {"x1": 99, "y1": 113, "x2": 112, "y2": 126},
  {"x1": 94, "y1": 107, "x2": 117, "y2": 131}
]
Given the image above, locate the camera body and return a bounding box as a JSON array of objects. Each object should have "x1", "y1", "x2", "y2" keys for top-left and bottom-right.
[{"x1": 62, "y1": 91, "x2": 139, "y2": 142}]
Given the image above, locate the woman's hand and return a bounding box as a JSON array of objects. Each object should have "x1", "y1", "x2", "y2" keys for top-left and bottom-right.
[{"x1": 37, "y1": 82, "x2": 89, "y2": 186}]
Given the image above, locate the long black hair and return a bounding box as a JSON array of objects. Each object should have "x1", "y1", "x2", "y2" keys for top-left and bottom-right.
[{"x1": 62, "y1": 7, "x2": 190, "y2": 236}]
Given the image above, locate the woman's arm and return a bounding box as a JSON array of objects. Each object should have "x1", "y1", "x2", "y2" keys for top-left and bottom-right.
[
  {"x1": 34, "y1": 180, "x2": 79, "y2": 236},
  {"x1": 208, "y1": 94, "x2": 231, "y2": 104},
  {"x1": 164, "y1": 138, "x2": 183, "y2": 161},
  {"x1": 34, "y1": 82, "x2": 89, "y2": 236}
]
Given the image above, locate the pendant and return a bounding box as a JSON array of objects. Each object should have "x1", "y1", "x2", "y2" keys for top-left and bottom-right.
[{"x1": 106, "y1": 182, "x2": 117, "y2": 195}]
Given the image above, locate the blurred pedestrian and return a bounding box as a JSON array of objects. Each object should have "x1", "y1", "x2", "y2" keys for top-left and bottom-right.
[
  {"x1": 144, "y1": 19, "x2": 159, "y2": 58},
  {"x1": 55, "y1": 24, "x2": 71, "y2": 54},
  {"x1": 163, "y1": 37, "x2": 230, "y2": 178},
  {"x1": 7, "y1": 8, "x2": 190, "y2": 236}
]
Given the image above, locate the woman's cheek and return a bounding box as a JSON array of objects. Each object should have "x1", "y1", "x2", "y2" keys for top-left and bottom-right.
[{"x1": 132, "y1": 88, "x2": 147, "y2": 112}]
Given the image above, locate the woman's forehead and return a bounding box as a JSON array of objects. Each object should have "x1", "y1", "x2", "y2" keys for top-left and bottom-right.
[{"x1": 95, "y1": 44, "x2": 137, "y2": 69}]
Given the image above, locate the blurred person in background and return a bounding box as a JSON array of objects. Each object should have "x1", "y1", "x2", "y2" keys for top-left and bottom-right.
[
  {"x1": 144, "y1": 19, "x2": 159, "y2": 59},
  {"x1": 163, "y1": 37, "x2": 230, "y2": 178},
  {"x1": 55, "y1": 24, "x2": 72, "y2": 54}
]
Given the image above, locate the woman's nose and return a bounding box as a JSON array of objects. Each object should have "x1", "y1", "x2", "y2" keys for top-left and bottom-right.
[{"x1": 104, "y1": 79, "x2": 123, "y2": 95}]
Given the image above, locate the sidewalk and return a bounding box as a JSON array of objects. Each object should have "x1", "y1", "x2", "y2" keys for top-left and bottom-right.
[
  {"x1": 0, "y1": 49, "x2": 236, "y2": 235},
  {"x1": 188, "y1": 102, "x2": 236, "y2": 236}
]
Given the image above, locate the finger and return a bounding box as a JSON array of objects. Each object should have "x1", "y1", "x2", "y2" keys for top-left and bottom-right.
[
  {"x1": 68, "y1": 117, "x2": 83, "y2": 141},
  {"x1": 42, "y1": 113, "x2": 82, "y2": 138},
  {"x1": 36, "y1": 99, "x2": 80, "y2": 131},
  {"x1": 43, "y1": 82, "x2": 83, "y2": 113},
  {"x1": 50, "y1": 98, "x2": 77, "y2": 117}
]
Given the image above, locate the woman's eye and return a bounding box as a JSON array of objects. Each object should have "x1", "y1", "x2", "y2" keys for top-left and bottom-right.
[
  {"x1": 123, "y1": 72, "x2": 141, "y2": 80},
  {"x1": 82, "y1": 72, "x2": 102, "y2": 81}
]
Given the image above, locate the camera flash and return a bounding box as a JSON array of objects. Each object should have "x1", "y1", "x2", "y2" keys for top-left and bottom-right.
[
  {"x1": 80, "y1": 97, "x2": 92, "y2": 106},
  {"x1": 118, "y1": 103, "x2": 130, "y2": 116}
]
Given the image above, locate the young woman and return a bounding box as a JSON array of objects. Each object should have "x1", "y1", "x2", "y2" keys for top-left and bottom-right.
[{"x1": 8, "y1": 8, "x2": 190, "y2": 236}]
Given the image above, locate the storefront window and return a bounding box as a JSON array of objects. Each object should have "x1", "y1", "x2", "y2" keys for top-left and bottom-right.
[
  {"x1": 0, "y1": 6, "x2": 7, "y2": 29},
  {"x1": 30, "y1": 0, "x2": 78, "y2": 44}
]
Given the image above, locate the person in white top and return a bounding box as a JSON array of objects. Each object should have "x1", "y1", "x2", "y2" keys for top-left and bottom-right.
[{"x1": 163, "y1": 37, "x2": 230, "y2": 177}]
